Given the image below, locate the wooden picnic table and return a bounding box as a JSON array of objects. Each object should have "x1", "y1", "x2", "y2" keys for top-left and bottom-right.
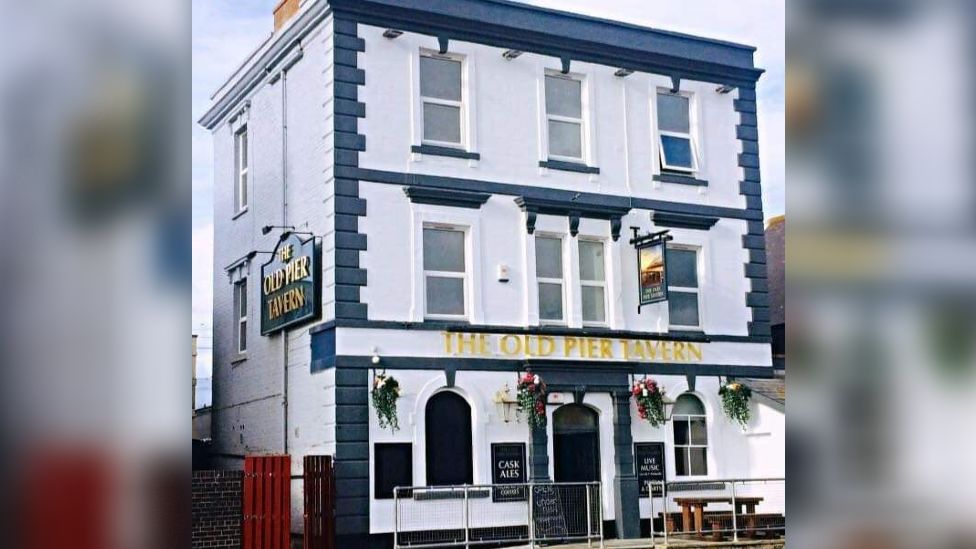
[{"x1": 672, "y1": 496, "x2": 763, "y2": 535}]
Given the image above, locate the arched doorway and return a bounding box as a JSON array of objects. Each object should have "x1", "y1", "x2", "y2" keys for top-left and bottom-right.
[
  {"x1": 425, "y1": 391, "x2": 473, "y2": 486},
  {"x1": 553, "y1": 404, "x2": 600, "y2": 483}
]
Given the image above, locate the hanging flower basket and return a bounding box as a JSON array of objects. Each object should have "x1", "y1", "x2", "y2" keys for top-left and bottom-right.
[
  {"x1": 719, "y1": 381, "x2": 752, "y2": 428},
  {"x1": 371, "y1": 372, "x2": 402, "y2": 432},
  {"x1": 516, "y1": 371, "x2": 547, "y2": 430},
  {"x1": 632, "y1": 377, "x2": 666, "y2": 427}
]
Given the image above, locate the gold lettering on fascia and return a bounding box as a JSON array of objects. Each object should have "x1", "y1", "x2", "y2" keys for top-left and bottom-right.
[
  {"x1": 263, "y1": 254, "x2": 312, "y2": 320},
  {"x1": 441, "y1": 333, "x2": 704, "y2": 362}
]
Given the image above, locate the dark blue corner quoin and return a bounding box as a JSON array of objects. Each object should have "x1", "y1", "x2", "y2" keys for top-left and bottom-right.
[{"x1": 333, "y1": 17, "x2": 369, "y2": 323}]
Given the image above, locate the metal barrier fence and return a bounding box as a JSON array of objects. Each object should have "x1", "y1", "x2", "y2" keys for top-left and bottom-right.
[
  {"x1": 647, "y1": 478, "x2": 785, "y2": 546},
  {"x1": 394, "y1": 482, "x2": 603, "y2": 549}
]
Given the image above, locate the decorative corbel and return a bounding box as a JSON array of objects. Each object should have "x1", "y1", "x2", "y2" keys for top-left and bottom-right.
[
  {"x1": 525, "y1": 210, "x2": 538, "y2": 235},
  {"x1": 670, "y1": 75, "x2": 681, "y2": 93},
  {"x1": 686, "y1": 373, "x2": 696, "y2": 392},
  {"x1": 568, "y1": 212, "x2": 581, "y2": 237},
  {"x1": 573, "y1": 385, "x2": 587, "y2": 404},
  {"x1": 560, "y1": 56, "x2": 571, "y2": 74},
  {"x1": 610, "y1": 217, "x2": 623, "y2": 242},
  {"x1": 437, "y1": 36, "x2": 449, "y2": 54},
  {"x1": 445, "y1": 365, "x2": 457, "y2": 388}
]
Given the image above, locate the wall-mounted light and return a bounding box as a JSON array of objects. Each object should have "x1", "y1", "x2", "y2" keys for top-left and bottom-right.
[
  {"x1": 715, "y1": 84, "x2": 736, "y2": 94},
  {"x1": 261, "y1": 224, "x2": 295, "y2": 235},
  {"x1": 502, "y1": 49, "x2": 523, "y2": 60},
  {"x1": 492, "y1": 384, "x2": 518, "y2": 423},
  {"x1": 382, "y1": 29, "x2": 403, "y2": 39},
  {"x1": 371, "y1": 346, "x2": 381, "y2": 365},
  {"x1": 614, "y1": 68, "x2": 634, "y2": 77}
]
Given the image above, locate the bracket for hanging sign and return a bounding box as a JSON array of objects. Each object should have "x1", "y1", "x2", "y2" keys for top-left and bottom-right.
[{"x1": 630, "y1": 227, "x2": 673, "y2": 313}]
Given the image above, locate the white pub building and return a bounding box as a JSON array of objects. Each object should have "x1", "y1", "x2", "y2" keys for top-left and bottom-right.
[{"x1": 199, "y1": 0, "x2": 782, "y2": 546}]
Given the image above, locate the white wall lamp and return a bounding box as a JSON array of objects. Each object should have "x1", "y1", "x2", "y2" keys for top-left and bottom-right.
[
  {"x1": 371, "y1": 346, "x2": 381, "y2": 365},
  {"x1": 492, "y1": 384, "x2": 518, "y2": 423}
]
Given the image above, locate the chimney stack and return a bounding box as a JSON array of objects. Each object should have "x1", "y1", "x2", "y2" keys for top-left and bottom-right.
[{"x1": 273, "y1": 0, "x2": 301, "y2": 32}]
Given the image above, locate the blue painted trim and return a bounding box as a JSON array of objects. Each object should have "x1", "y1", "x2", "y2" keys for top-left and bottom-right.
[
  {"x1": 739, "y1": 181, "x2": 761, "y2": 196},
  {"x1": 328, "y1": 0, "x2": 763, "y2": 86},
  {"x1": 335, "y1": 214, "x2": 359, "y2": 232},
  {"x1": 739, "y1": 112, "x2": 758, "y2": 127},
  {"x1": 344, "y1": 167, "x2": 763, "y2": 221},
  {"x1": 653, "y1": 173, "x2": 708, "y2": 186},
  {"x1": 411, "y1": 144, "x2": 481, "y2": 160},
  {"x1": 750, "y1": 307, "x2": 770, "y2": 322},
  {"x1": 539, "y1": 159, "x2": 600, "y2": 174},
  {"x1": 744, "y1": 263, "x2": 766, "y2": 279},
  {"x1": 749, "y1": 249, "x2": 767, "y2": 264},
  {"x1": 742, "y1": 235, "x2": 766, "y2": 249},
  {"x1": 736, "y1": 125, "x2": 759, "y2": 141},
  {"x1": 514, "y1": 195, "x2": 629, "y2": 220},
  {"x1": 746, "y1": 292, "x2": 769, "y2": 308},
  {"x1": 652, "y1": 211, "x2": 718, "y2": 230},
  {"x1": 331, "y1": 355, "x2": 776, "y2": 378},
  {"x1": 733, "y1": 99, "x2": 757, "y2": 113},
  {"x1": 403, "y1": 186, "x2": 490, "y2": 209},
  {"x1": 335, "y1": 179, "x2": 360, "y2": 197},
  {"x1": 750, "y1": 278, "x2": 769, "y2": 292}
]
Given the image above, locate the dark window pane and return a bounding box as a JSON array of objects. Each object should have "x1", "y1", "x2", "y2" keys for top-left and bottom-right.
[
  {"x1": 375, "y1": 443, "x2": 413, "y2": 499},
  {"x1": 667, "y1": 249, "x2": 698, "y2": 288},
  {"x1": 673, "y1": 394, "x2": 705, "y2": 415},
  {"x1": 538, "y1": 282, "x2": 563, "y2": 321},
  {"x1": 668, "y1": 291, "x2": 699, "y2": 326},
  {"x1": 674, "y1": 447, "x2": 688, "y2": 476},
  {"x1": 420, "y1": 56, "x2": 461, "y2": 101},
  {"x1": 239, "y1": 321, "x2": 247, "y2": 352},
  {"x1": 239, "y1": 280, "x2": 247, "y2": 315},
  {"x1": 425, "y1": 276, "x2": 465, "y2": 315},
  {"x1": 661, "y1": 135, "x2": 693, "y2": 168},
  {"x1": 423, "y1": 103, "x2": 461, "y2": 143},
  {"x1": 535, "y1": 237, "x2": 563, "y2": 278},
  {"x1": 690, "y1": 418, "x2": 708, "y2": 445},
  {"x1": 689, "y1": 448, "x2": 707, "y2": 476},
  {"x1": 426, "y1": 392, "x2": 473, "y2": 486},
  {"x1": 423, "y1": 229, "x2": 464, "y2": 272},
  {"x1": 545, "y1": 75, "x2": 582, "y2": 118},
  {"x1": 657, "y1": 93, "x2": 690, "y2": 133},
  {"x1": 673, "y1": 419, "x2": 689, "y2": 445}
]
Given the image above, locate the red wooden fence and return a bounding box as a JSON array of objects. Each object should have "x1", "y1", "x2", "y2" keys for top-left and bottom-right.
[
  {"x1": 303, "y1": 455, "x2": 335, "y2": 549},
  {"x1": 243, "y1": 455, "x2": 291, "y2": 549}
]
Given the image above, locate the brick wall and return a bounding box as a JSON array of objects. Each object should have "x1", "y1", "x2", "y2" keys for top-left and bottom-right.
[{"x1": 192, "y1": 470, "x2": 243, "y2": 549}]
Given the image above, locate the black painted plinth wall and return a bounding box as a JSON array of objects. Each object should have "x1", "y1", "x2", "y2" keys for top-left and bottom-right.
[{"x1": 611, "y1": 390, "x2": 641, "y2": 539}]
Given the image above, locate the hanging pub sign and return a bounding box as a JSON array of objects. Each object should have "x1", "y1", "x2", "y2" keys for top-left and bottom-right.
[
  {"x1": 634, "y1": 442, "x2": 666, "y2": 497},
  {"x1": 261, "y1": 232, "x2": 321, "y2": 335},
  {"x1": 630, "y1": 228, "x2": 673, "y2": 312}
]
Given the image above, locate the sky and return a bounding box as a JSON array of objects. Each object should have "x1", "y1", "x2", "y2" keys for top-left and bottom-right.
[{"x1": 191, "y1": 0, "x2": 785, "y2": 407}]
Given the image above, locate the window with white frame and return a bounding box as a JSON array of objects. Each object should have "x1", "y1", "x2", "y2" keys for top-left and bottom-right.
[
  {"x1": 667, "y1": 247, "x2": 700, "y2": 328},
  {"x1": 656, "y1": 92, "x2": 698, "y2": 173},
  {"x1": 420, "y1": 53, "x2": 464, "y2": 147},
  {"x1": 535, "y1": 236, "x2": 565, "y2": 323},
  {"x1": 235, "y1": 278, "x2": 247, "y2": 354},
  {"x1": 234, "y1": 126, "x2": 249, "y2": 212},
  {"x1": 545, "y1": 74, "x2": 585, "y2": 161},
  {"x1": 578, "y1": 240, "x2": 607, "y2": 325},
  {"x1": 423, "y1": 227, "x2": 467, "y2": 318},
  {"x1": 672, "y1": 394, "x2": 708, "y2": 476}
]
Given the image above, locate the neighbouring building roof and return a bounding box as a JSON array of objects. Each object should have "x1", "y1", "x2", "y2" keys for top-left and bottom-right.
[{"x1": 741, "y1": 375, "x2": 785, "y2": 410}]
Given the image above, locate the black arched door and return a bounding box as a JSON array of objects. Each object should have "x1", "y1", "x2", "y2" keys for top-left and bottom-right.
[
  {"x1": 553, "y1": 404, "x2": 600, "y2": 483},
  {"x1": 425, "y1": 391, "x2": 473, "y2": 486}
]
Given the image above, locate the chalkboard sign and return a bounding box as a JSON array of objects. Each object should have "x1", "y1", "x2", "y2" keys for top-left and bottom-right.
[
  {"x1": 634, "y1": 442, "x2": 666, "y2": 497},
  {"x1": 491, "y1": 443, "x2": 526, "y2": 502},
  {"x1": 531, "y1": 484, "x2": 569, "y2": 539}
]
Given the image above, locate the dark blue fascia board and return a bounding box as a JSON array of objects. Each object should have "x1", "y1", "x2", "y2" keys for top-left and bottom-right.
[
  {"x1": 539, "y1": 159, "x2": 600, "y2": 174},
  {"x1": 341, "y1": 166, "x2": 763, "y2": 221},
  {"x1": 403, "y1": 186, "x2": 490, "y2": 209},
  {"x1": 328, "y1": 0, "x2": 763, "y2": 87},
  {"x1": 514, "y1": 195, "x2": 629, "y2": 220},
  {"x1": 653, "y1": 173, "x2": 709, "y2": 187},
  {"x1": 652, "y1": 211, "x2": 719, "y2": 231},
  {"x1": 411, "y1": 144, "x2": 481, "y2": 160},
  {"x1": 330, "y1": 354, "x2": 776, "y2": 379}
]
